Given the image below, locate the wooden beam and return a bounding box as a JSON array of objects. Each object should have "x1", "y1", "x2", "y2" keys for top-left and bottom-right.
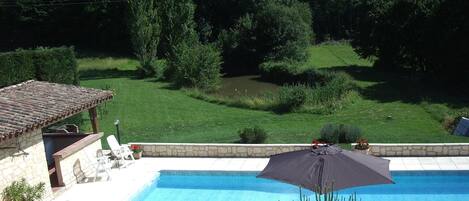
[{"x1": 88, "y1": 107, "x2": 99, "y2": 134}]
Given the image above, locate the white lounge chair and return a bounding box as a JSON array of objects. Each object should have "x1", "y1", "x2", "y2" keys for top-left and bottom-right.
[{"x1": 106, "y1": 135, "x2": 135, "y2": 168}]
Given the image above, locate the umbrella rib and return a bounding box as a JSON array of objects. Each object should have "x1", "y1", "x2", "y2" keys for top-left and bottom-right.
[{"x1": 317, "y1": 158, "x2": 325, "y2": 193}]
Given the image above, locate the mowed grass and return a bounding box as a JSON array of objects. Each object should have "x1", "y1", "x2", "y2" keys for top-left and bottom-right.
[
  {"x1": 77, "y1": 44, "x2": 469, "y2": 146},
  {"x1": 305, "y1": 43, "x2": 372, "y2": 69}
]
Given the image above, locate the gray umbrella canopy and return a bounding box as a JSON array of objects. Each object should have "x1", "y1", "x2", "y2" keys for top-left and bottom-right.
[{"x1": 257, "y1": 145, "x2": 394, "y2": 193}]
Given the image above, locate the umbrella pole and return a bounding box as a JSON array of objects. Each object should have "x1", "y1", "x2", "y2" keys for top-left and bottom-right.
[{"x1": 299, "y1": 187, "x2": 302, "y2": 201}]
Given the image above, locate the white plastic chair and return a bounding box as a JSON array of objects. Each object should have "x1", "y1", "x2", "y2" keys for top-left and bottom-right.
[
  {"x1": 106, "y1": 135, "x2": 135, "y2": 168},
  {"x1": 94, "y1": 149, "x2": 112, "y2": 181}
]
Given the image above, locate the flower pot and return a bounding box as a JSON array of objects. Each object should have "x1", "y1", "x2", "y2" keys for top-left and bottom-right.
[
  {"x1": 353, "y1": 148, "x2": 370, "y2": 155},
  {"x1": 133, "y1": 151, "x2": 143, "y2": 159}
]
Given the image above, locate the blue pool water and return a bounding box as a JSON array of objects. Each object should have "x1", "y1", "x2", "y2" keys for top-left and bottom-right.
[{"x1": 132, "y1": 171, "x2": 469, "y2": 201}]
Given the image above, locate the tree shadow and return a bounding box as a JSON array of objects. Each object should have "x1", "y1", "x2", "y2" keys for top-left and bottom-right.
[
  {"x1": 79, "y1": 68, "x2": 137, "y2": 80},
  {"x1": 325, "y1": 65, "x2": 469, "y2": 109}
]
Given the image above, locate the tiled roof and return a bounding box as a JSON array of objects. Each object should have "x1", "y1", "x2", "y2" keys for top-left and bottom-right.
[{"x1": 0, "y1": 80, "x2": 113, "y2": 142}]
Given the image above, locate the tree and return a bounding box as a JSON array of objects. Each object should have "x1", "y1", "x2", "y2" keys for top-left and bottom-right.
[
  {"x1": 128, "y1": 0, "x2": 161, "y2": 77},
  {"x1": 351, "y1": 0, "x2": 469, "y2": 85},
  {"x1": 254, "y1": 0, "x2": 313, "y2": 62},
  {"x1": 217, "y1": 0, "x2": 313, "y2": 75},
  {"x1": 158, "y1": 0, "x2": 198, "y2": 59},
  {"x1": 309, "y1": 0, "x2": 359, "y2": 42}
]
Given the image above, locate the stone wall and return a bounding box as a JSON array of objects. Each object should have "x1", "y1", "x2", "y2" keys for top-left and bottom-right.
[
  {"x1": 53, "y1": 134, "x2": 102, "y2": 189},
  {"x1": 131, "y1": 142, "x2": 469, "y2": 157},
  {"x1": 0, "y1": 130, "x2": 53, "y2": 201},
  {"x1": 130, "y1": 143, "x2": 312, "y2": 157},
  {"x1": 361, "y1": 143, "x2": 469, "y2": 156}
]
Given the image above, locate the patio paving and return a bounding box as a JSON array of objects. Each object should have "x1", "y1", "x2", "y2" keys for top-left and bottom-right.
[{"x1": 53, "y1": 156, "x2": 469, "y2": 201}]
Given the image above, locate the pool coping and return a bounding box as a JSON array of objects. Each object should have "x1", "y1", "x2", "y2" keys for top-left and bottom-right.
[{"x1": 53, "y1": 156, "x2": 469, "y2": 201}]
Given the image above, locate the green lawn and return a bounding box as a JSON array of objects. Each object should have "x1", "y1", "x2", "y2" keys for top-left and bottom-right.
[
  {"x1": 77, "y1": 44, "x2": 469, "y2": 146},
  {"x1": 305, "y1": 43, "x2": 372, "y2": 69}
]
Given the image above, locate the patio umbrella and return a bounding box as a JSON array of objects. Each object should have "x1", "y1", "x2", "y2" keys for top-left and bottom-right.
[{"x1": 257, "y1": 145, "x2": 394, "y2": 193}]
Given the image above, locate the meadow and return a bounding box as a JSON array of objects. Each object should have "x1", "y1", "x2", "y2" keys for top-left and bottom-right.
[{"x1": 77, "y1": 43, "x2": 469, "y2": 146}]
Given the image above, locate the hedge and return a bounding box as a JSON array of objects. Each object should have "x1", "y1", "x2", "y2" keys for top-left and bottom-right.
[{"x1": 0, "y1": 47, "x2": 78, "y2": 87}]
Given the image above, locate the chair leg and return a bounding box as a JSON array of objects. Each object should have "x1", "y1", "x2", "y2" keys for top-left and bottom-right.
[{"x1": 95, "y1": 164, "x2": 100, "y2": 181}]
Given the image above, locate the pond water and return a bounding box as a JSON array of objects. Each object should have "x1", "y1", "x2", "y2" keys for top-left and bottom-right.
[{"x1": 217, "y1": 75, "x2": 279, "y2": 97}]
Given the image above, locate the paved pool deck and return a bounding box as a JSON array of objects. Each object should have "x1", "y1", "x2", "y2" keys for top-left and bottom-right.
[{"x1": 53, "y1": 156, "x2": 469, "y2": 201}]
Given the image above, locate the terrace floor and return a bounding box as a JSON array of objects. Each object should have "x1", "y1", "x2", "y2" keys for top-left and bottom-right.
[{"x1": 53, "y1": 156, "x2": 469, "y2": 201}]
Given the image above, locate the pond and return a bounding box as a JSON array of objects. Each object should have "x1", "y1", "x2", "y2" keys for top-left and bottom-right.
[{"x1": 217, "y1": 75, "x2": 279, "y2": 97}]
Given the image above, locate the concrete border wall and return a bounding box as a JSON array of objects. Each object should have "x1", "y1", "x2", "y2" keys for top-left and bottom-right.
[
  {"x1": 130, "y1": 142, "x2": 469, "y2": 157},
  {"x1": 361, "y1": 143, "x2": 469, "y2": 156},
  {"x1": 130, "y1": 143, "x2": 312, "y2": 157}
]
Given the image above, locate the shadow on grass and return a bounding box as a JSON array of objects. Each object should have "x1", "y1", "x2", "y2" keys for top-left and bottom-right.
[
  {"x1": 325, "y1": 65, "x2": 469, "y2": 108},
  {"x1": 80, "y1": 68, "x2": 137, "y2": 80}
]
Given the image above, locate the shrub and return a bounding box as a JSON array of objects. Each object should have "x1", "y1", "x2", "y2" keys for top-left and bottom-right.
[
  {"x1": 320, "y1": 123, "x2": 362, "y2": 144},
  {"x1": 0, "y1": 47, "x2": 78, "y2": 87},
  {"x1": 2, "y1": 179, "x2": 45, "y2": 201},
  {"x1": 0, "y1": 50, "x2": 35, "y2": 87},
  {"x1": 239, "y1": 126, "x2": 268, "y2": 143},
  {"x1": 277, "y1": 84, "x2": 308, "y2": 112},
  {"x1": 443, "y1": 109, "x2": 469, "y2": 133},
  {"x1": 320, "y1": 124, "x2": 340, "y2": 144},
  {"x1": 340, "y1": 124, "x2": 362, "y2": 143},
  {"x1": 137, "y1": 59, "x2": 167, "y2": 80},
  {"x1": 308, "y1": 72, "x2": 355, "y2": 105},
  {"x1": 170, "y1": 43, "x2": 222, "y2": 91},
  {"x1": 259, "y1": 60, "x2": 301, "y2": 83},
  {"x1": 34, "y1": 47, "x2": 79, "y2": 85}
]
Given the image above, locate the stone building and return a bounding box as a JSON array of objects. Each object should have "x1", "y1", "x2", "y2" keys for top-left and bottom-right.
[{"x1": 0, "y1": 80, "x2": 112, "y2": 200}]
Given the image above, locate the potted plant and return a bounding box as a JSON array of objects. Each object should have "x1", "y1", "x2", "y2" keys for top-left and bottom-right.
[
  {"x1": 130, "y1": 145, "x2": 143, "y2": 159},
  {"x1": 311, "y1": 139, "x2": 326, "y2": 149},
  {"x1": 353, "y1": 138, "x2": 370, "y2": 155}
]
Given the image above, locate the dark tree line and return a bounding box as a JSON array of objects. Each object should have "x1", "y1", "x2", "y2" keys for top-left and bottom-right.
[
  {"x1": 1, "y1": 0, "x2": 468, "y2": 84},
  {"x1": 0, "y1": 0, "x2": 131, "y2": 53},
  {"x1": 351, "y1": 0, "x2": 469, "y2": 83}
]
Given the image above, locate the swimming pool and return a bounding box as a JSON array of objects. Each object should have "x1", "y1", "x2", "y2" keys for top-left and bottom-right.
[{"x1": 132, "y1": 170, "x2": 469, "y2": 201}]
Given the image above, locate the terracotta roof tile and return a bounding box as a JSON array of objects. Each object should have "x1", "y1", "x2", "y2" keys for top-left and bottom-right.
[{"x1": 0, "y1": 80, "x2": 113, "y2": 142}]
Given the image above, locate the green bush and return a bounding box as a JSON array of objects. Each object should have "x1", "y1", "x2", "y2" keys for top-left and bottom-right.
[
  {"x1": 34, "y1": 47, "x2": 79, "y2": 85},
  {"x1": 320, "y1": 123, "x2": 340, "y2": 143},
  {"x1": 239, "y1": 126, "x2": 268, "y2": 143},
  {"x1": 320, "y1": 123, "x2": 362, "y2": 144},
  {"x1": 443, "y1": 109, "x2": 469, "y2": 133},
  {"x1": 170, "y1": 43, "x2": 222, "y2": 91},
  {"x1": 259, "y1": 60, "x2": 357, "y2": 114},
  {"x1": 277, "y1": 84, "x2": 308, "y2": 112},
  {"x1": 340, "y1": 125, "x2": 362, "y2": 143},
  {"x1": 2, "y1": 178, "x2": 45, "y2": 201},
  {"x1": 0, "y1": 47, "x2": 79, "y2": 87},
  {"x1": 259, "y1": 60, "x2": 300, "y2": 83},
  {"x1": 308, "y1": 72, "x2": 355, "y2": 105},
  {"x1": 137, "y1": 59, "x2": 168, "y2": 80},
  {"x1": 0, "y1": 51, "x2": 35, "y2": 87}
]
